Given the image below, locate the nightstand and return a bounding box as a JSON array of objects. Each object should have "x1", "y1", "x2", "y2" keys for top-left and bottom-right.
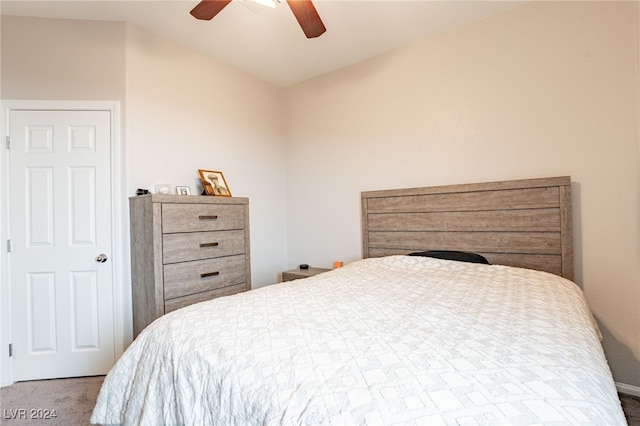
[{"x1": 282, "y1": 267, "x2": 331, "y2": 282}]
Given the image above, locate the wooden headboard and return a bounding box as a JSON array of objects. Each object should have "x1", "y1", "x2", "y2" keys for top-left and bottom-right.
[{"x1": 361, "y1": 176, "x2": 574, "y2": 280}]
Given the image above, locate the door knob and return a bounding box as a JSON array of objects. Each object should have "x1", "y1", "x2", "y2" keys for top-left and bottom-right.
[{"x1": 96, "y1": 254, "x2": 108, "y2": 263}]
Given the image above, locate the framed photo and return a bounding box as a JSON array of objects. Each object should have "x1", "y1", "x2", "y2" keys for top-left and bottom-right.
[
  {"x1": 175, "y1": 186, "x2": 191, "y2": 196},
  {"x1": 198, "y1": 169, "x2": 232, "y2": 197}
]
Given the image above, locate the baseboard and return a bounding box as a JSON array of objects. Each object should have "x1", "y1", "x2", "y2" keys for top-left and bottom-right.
[{"x1": 616, "y1": 382, "x2": 640, "y2": 397}]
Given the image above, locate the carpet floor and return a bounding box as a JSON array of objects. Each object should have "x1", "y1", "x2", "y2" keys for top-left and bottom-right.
[
  {"x1": 1, "y1": 376, "x2": 104, "y2": 425},
  {"x1": 1, "y1": 376, "x2": 639, "y2": 425}
]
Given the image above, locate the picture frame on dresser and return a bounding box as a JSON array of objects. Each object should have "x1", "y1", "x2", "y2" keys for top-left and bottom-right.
[
  {"x1": 175, "y1": 185, "x2": 191, "y2": 195},
  {"x1": 199, "y1": 169, "x2": 232, "y2": 197}
]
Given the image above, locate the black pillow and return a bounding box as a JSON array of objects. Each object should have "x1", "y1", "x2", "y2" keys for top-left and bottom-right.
[{"x1": 408, "y1": 250, "x2": 490, "y2": 264}]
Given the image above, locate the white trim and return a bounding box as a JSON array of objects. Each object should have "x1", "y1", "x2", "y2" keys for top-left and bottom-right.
[
  {"x1": 0, "y1": 100, "x2": 125, "y2": 386},
  {"x1": 107, "y1": 102, "x2": 126, "y2": 360},
  {"x1": 616, "y1": 381, "x2": 640, "y2": 397},
  {"x1": 1, "y1": 103, "x2": 10, "y2": 386}
]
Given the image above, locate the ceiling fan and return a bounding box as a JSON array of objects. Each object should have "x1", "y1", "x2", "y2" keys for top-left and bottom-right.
[{"x1": 190, "y1": 0, "x2": 326, "y2": 39}]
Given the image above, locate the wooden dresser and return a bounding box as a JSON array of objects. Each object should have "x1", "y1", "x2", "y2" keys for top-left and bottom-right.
[{"x1": 129, "y1": 194, "x2": 251, "y2": 338}]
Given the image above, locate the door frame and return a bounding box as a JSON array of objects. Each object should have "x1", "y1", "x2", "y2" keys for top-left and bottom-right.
[{"x1": 0, "y1": 100, "x2": 125, "y2": 386}]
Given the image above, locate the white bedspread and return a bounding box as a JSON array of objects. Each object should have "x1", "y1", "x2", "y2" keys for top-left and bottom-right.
[{"x1": 91, "y1": 256, "x2": 626, "y2": 425}]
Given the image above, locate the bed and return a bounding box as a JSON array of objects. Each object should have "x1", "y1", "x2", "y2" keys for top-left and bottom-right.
[{"x1": 91, "y1": 176, "x2": 626, "y2": 425}]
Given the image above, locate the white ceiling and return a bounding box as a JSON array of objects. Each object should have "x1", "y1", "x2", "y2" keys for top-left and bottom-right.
[{"x1": 1, "y1": 0, "x2": 524, "y2": 87}]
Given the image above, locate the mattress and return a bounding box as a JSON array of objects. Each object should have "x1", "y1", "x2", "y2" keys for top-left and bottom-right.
[{"x1": 91, "y1": 255, "x2": 626, "y2": 425}]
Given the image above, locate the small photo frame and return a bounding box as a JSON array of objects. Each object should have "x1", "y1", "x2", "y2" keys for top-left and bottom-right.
[
  {"x1": 198, "y1": 169, "x2": 232, "y2": 197},
  {"x1": 175, "y1": 186, "x2": 191, "y2": 196}
]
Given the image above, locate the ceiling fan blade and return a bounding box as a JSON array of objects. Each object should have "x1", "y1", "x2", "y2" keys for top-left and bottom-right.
[
  {"x1": 190, "y1": 0, "x2": 232, "y2": 20},
  {"x1": 286, "y1": 0, "x2": 326, "y2": 38}
]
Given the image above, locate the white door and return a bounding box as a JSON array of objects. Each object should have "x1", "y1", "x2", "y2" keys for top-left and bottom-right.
[{"x1": 8, "y1": 109, "x2": 115, "y2": 381}]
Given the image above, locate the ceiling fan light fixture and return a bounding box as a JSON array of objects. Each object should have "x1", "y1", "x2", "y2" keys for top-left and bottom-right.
[
  {"x1": 190, "y1": 0, "x2": 325, "y2": 39},
  {"x1": 248, "y1": 0, "x2": 276, "y2": 8}
]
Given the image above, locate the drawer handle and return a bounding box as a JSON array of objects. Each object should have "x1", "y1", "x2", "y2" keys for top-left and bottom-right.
[
  {"x1": 200, "y1": 271, "x2": 220, "y2": 278},
  {"x1": 199, "y1": 242, "x2": 219, "y2": 248},
  {"x1": 199, "y1": 215, "x2": 218, "y2": 220}
]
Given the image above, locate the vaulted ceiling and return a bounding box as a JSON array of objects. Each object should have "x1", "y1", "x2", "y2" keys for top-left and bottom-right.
[{"x1": 1, "y1": 0, "x2": 524, "y2": 87}]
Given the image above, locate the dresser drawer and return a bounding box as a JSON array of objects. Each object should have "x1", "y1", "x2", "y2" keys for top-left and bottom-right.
[
  {"x1": 164, "y1": 283, "x2": 248, "y2": 314},
  {"x1": 161, "y1": 204, "x2": 244, "y2": 233},
  {"x1": 163, "y1": 230, "x2": 245, "y2": 264},
  {"x1": 163, "y1": 255, "x2": 246, "y2": 300}
]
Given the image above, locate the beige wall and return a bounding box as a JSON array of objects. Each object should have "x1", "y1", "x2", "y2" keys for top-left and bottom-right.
[
  {"x1": 0, "y1": 16, "x2": 288, "y2": 354},
  {"x1": 284, "y1": 1, "x2": 640, "y2": 388},
  {"x1": 1, "y1": 17, "x2": 126, "y2": 100},
  {"x1": 124, "y1": 24, "x2": 287, "y2": 291},
  {"x1": 1, "y1": 1, "x2": 639, "y2": 390}
]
